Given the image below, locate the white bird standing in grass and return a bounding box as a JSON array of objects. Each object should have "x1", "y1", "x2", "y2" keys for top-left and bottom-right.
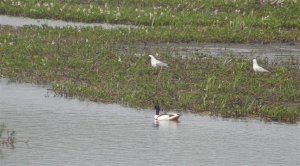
[
  {"x1": 148, "y1": 54, "x2": 168, "y2": 68},
  {"x1": 253, "y1": 59, "x2": 270, "y2": 73}
]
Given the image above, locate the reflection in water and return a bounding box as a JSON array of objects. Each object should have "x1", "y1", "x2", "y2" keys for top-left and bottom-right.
[
  {"x1": 0, "y1": 79, "x2": 300, "y2": 166},
  {"x1": 153, "y1": 120, "x2": 180, "y2": 129}
]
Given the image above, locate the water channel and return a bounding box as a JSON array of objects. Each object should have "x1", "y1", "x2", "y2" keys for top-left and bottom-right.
[
  {"x1": 0, "y1": 79, "x2": 299, "y2": 165},
  {"x1": 0, "y1": 15, "x2": 134, "y2": 29}
]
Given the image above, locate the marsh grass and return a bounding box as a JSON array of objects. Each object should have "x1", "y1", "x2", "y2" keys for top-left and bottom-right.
[
  {"x1": 0, "y1": 0, "x2": 299, "y2": 42},
  {"x1": 0, "y1": 25, "x2": 299, "y2": 122}
]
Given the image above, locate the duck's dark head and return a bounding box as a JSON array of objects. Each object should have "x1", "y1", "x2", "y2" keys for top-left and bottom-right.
[{"x1": 154, "y1": 105, "x2": 160, "y2": 115}]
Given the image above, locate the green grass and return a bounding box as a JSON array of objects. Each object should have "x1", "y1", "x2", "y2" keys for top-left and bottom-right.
[
  {"x1": 0, "y1": 0, "x2": 299, "y2": 42},
  {"x1": 0, "y1": 25, "x2": 299, "y2": 122}
]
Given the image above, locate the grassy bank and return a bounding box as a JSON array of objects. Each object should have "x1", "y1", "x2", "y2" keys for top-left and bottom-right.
[
  {"x1": 0, "y1": 25, "x2": 299, "y2": 122},
  {"x1": 0, "y1": 0, "x2": 299, "y2": 42}
]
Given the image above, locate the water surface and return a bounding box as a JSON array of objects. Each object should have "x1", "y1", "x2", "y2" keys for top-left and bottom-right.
[
  {"x1": 0, "y1": 79, "x2": 299, "y2": 166},
  {"x1": 0, "y1": 15, "x2": 134, "y2": 29},
  {"x1": 133, "y1": 42, "x2": 300, "y2": 65}
]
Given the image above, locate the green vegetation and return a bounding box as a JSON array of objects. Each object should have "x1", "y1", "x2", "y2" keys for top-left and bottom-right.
[
  {"x1": 0, "y1": 124, "x2": 16, "y2": 147},
  {"x1": 0, "y1": 25, "x2": 299, "y2": 122},
  {"x1": 0, "y1": 0, "x2": 299, "y2": 42},
  {"x1": 0, "y1": 0, "x2": 299, "y2": 122}
]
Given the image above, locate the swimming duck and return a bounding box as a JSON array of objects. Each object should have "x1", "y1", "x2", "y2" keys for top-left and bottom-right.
[
  {"x1": 154, "y1": 105, "x2": 180, "y2": 121},
  {"x1": 253, "y1": 59, "x2": 270, "y2": 73}
]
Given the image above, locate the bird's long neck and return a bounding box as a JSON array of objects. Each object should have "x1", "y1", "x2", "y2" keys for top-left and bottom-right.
[
  {"x1": 155, "y1": 109, "x2": 159, "y2": 115},
  {"x1": 151, "y1": 57, "x2": 157, "y2": 64},
  {"x1": 253, "y1": 60, "x2": 258, "y2": 67},
  {"x1": 155, "y1": 105, "x2": 160, "y2": 115},
  {"x1": 150, "y1": 55, "x2": 156, "y2": 61}
]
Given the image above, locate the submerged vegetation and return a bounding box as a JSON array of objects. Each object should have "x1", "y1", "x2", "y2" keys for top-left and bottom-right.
[
  {"x1": 0, "y1": 124, "x2": 16, "y2": 148},
  {"x1": 0, "y1": 0, "x2": 299, "y2": 42},
  {"x1": 0, "y1": 25, "x2": 299, "y2": 122}
]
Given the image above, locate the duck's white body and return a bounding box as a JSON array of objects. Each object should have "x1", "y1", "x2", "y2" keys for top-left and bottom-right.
[
  {"x1": 253, "y1": 59, "x2": 270, "y2": 73},
  {"x1": 149, "y1": 55, "x2": 168, "y2": 68},
  {"x1": 154, "y1": 113, "x2": 180, "y2": 121},
  {"x1": 154, "y1": 105, "x2": 180, "y2": 121}
]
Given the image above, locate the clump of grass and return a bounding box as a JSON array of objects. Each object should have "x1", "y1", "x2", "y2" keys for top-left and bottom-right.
[
  {"x1": 260, "y1": 106, "x2": 298, "y2": 123},
  {"x1": 0, "y1": 25, "x2": 299, "y2": 122}
]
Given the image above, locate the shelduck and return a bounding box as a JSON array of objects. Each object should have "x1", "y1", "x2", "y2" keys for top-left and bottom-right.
[{"x1": 154, "y1": 105, "x2": 180, "y2": 121}]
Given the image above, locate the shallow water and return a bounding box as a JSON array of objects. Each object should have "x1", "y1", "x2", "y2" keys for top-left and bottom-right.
[
  {"x1": 133, "y1": 42, "x2": 300, "y2": 65},
  {"x1": 0, "y1": 79, "x2": 299, "y2": 166},
  {"x1": 0, "y1": 15, "x2": 134, "y2": 29}
]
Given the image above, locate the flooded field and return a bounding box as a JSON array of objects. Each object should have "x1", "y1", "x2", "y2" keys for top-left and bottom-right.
[
  {"x1": 0, "y1": 15, "x2": 135, "y2": 29},
  {"x1": 131, "y1": 42, "x2": 300, "y2": 65},
  {"x1": 0, "y1": 79, "x2": 299, "y2": 166},
  {"x1": 1, "y1": 15, "x2": 300, "y2": 64}
]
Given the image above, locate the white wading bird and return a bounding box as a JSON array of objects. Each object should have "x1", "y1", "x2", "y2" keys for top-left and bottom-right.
[
  {"x1": 154, "y1": 105, "x2": 180, "y2": 121},
  {"x1": 253, "y1": 59, "x2": 270, "y2": 73},
  {"x1": 148, "y1": 54, "x2": 168, "y2": 68}
]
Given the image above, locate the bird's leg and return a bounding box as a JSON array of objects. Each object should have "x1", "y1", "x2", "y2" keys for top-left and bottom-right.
[{"x1": 156, "y1": 67, "x2": 162, "y2": 82}]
